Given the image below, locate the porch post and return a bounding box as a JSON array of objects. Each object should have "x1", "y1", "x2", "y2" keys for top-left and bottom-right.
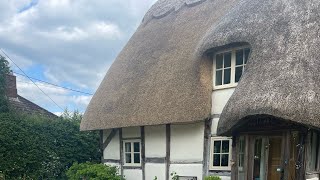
[
  {"x1": 231, "y1": 135, "x2": 237, "y2": 180},
  {"x1": 296, "y1": 131, "x2": 307, "y2": 179}
]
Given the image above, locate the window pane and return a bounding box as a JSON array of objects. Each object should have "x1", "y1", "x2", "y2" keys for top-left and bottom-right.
[
  {"x1": 125, "y1": 153, "x2": 131, "y2": 163},
  {"x1": 236, "y1": 49, "x2": 244, "y2": 65},
  {"x1": 239, "y1": 138, "x2": 245, "y2": 153},
  {"x1": 222, "y1": 140, "x2": 230, "y2": 153},
  {"x1": 239, "y1": 154, "x2": 244, "y2": 167},
  {"x1": 134, "y1": 142, "x2": 140, "y2": 152},
  {"x1": 213, "y1": 154, "x2": 221, "y2": 166},
  {"x1": 216, "y1": 54, "x2": 223, "y2": 69},
  {"x1": 244, "y1": 48, "x2": 250, "y2": 64},
  {"x1": 216, "y1": 70, "x2": 222, "y2": 86},
  {"x1": 239, "y1": 138, "x2": 245, "y2": 168},
  {"x1": 235, "y1": 66, "x2": 243, "y2": 83},
  {"x1": 134, "y1": 153, "x2": 140, "y2": 163},
  {"x1": 221, "y1": 154, "x2": 229, "y2": 166},
  {"x1": 214, "y1": 141, "x2": 221, "y2": 153},
  {"x1": 224, "y1": 68, "x2": 231, "y2": 84},
  {"x1": 224, "y1": 52, "x2": 231, "y2": 68},
  {"x1": 125, "y1": 142, "x2": 131, "y2": 152}
]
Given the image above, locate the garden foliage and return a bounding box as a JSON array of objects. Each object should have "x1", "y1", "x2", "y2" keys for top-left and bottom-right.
[
  {"x1": 66, "y1": 162, "x2": 123, "y2": 180},
  {"x1": 204, "y1": 176, "x2": 222, "y2": 180},
  {"x1": 0, "y1": 55, "x2": 11, "y2": 113},
  {"x1": 0, "y1": 109, "x2": 100, "y2": 179}
]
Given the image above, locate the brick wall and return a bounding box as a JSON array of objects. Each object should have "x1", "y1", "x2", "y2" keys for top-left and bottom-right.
[{"x1": 5, "y1": 74, "x2": 17, "y2": 98}]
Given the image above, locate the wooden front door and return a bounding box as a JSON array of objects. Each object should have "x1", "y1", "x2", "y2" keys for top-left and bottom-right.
[
  {"x1": 251, "y1": 136, "x2": 284, "y2": 180},
  {"x1": 267, "y1": 137, "x2": 282, "y2": 180}
]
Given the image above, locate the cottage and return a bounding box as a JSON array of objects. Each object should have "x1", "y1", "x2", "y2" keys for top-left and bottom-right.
[
  {"x1": 80, "y1": 0, "x2": 320, "y2": 179},
  {"x1": 5, "y1": 74, "x2": 57, "y2": 118}
]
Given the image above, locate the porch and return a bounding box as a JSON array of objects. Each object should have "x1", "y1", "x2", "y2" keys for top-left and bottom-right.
[{"x1": 230, "y1": 115, "x2": 320, "y2": 180}]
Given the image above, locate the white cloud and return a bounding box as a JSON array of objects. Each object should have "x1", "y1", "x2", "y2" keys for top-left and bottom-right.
[
  {"x1": 38, "y1": 21, "x2": 122, "y2": 41},
  {"x1": 16, "y1": 75, "x2": 92, "y2": 112},
  {"x1": 72, "y1": 95, "x2": 92, "y2": 108},
  {"x1": 0, "y1": 0, "x2": 156, "y2": 113}
]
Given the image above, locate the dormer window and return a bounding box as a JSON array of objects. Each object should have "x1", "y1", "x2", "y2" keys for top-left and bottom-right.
[{"x1": 213, "y1": 47, "x2": 250, "y2": 89}]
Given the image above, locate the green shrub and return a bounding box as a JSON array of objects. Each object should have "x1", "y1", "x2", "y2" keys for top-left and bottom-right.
[
  {"x1": 170, "y1": 171, "x2": 178, "y2": 180},
  {"x1": 0, "y1": 111, "x2": 100, "y2": 179},
  {"x1": 204, "y1": 176, "x2": 222, "y2": 180},
  {"x1": 66, "y1": 162, "x2": 123, "y2": 180}
]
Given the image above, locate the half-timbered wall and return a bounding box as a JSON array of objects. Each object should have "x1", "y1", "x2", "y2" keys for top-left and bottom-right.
[
  {"x1": 102, "y1": 122, "x2": 206, "y2": 180},
  {"x1": 145, "y1": 125, "x2": 166, "y2": 180},
  {"x1": 100, "y1": 84, "x2": 236, "y2": 180},
  {"x1": 170, "y1": 122, "x2": 204, "y2": 179},
  {"x1": 209, "y1": 88, "x2": 235, "y2": 180},
  {"x1": 102, "y1": 129, "x2": 121, "y2": 169}
]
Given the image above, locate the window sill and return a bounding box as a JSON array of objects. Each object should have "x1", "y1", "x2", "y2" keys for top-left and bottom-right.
[
  {"x1": 213, "y1": 83, "x2": 238, "y2": 90},
  {"x1": 209, "y1": 167, "x2": 231, "y2": 171},
  {"x1": 123, "y1": 164, "x2": 141, "y2": 167}
]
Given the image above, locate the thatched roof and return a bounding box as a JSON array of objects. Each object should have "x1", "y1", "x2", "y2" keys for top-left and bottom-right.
[
  {"x1": 214, "y1": 0, "x2": 320, "y2": 135},
  {"x1": 81, "y1": 0, "x2": 239, "y2": 131},
  {"x1": 81, "y1": 0, "x2": 320, "y2": 132}
]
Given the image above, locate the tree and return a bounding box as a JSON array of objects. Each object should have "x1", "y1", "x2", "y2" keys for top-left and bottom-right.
[{"x1": 0, "y1": 55, "x2": 11, "y2": 113}]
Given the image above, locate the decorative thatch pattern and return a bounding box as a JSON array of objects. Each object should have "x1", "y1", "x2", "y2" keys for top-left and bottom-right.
[
  {"x1": 81, "y1": 0, "x2": 238, "y2": 131},
  {"x1": 142, "y1": 0, "x2": 206, "y2": 23}
]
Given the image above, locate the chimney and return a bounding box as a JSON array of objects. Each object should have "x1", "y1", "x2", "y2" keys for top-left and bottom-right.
[{"x1": 5, "y1": 74, "x2": 18, "y2": 98}]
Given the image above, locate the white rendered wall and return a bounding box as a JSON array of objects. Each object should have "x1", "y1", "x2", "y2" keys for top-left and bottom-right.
[
  {"x1": 170, "y1": 164, "x2": 203, "y2": 180},
  {"x1": 103, "y1": 129, "x2": 120, "y2": 160},
  {"x1": 211, "y1": 88, "x2": 235, "y2": 179},
  {"x1": 211, "y1": 88, "x2": 235, "y2": 114},
  {"x1": 145, "y1": 163, "x2": 166, "y2": 180},
  {"x1": 211, "y1": 118, "x2": 219, "y2": 135},
  {"x1": 171, "y1": 122, "x2": 204, "y2": 162},
  {"x1": 121, "y1": 127, "x2": 143, "y2": 180},
  {"x1": 145, "y1": 125, "x2": 166, "y2": 157},
  {"x1": 122, "y1": 126, "x2": 141, "y2": 138},
  {"x1": 170, "y1": 122, "x2": 204, "y2": 179},
  {"x1": 145, "y1": 125, "x2": 166, "y2": 179},
  {"x1": 220, "y1": 176, "x2": 231, "y2": 180},
  {"x1": 123, "y1": 169, "x2": 143, "y2": 180}
]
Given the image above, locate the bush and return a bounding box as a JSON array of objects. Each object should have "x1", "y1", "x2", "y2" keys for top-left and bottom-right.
[
  {"x1": 204, "y1": 176, "x2": 222, "y2": 180},
  {"x1": 66, "y1": 162, "x2": 123, "y2": 180},
  {"x1": 0, "y1": 111, "x2": 100, "y2": 179}
]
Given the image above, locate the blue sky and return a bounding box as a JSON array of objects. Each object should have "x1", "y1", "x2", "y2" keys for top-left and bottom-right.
[{"x1": 0, "y1": 0, "x2": 156, "y2": 114}]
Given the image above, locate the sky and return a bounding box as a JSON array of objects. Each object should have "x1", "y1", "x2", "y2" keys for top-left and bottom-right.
[{"x1": 0, "y1": 0, "x2": 157, "y2": 115}]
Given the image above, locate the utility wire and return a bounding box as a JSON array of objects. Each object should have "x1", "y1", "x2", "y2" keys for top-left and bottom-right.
[
  {"x1": 1, "y1": 49, "x2": 64, "y2": 111},
  {"x1": 14, "y1": 71, "x2": 93, "y2": 95}
]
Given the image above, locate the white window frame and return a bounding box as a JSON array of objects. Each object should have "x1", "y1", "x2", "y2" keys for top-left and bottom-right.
[
  {"x1": 210, "y1": 137, "x2": 232, "y2": 171},
  {"x1": 123, "y1": 139, "x2": 141, "y2": 167},
  {"x1": 213, "y1": 46, "x2": 250, "y2": 90},
  {"x1": 238, "y1": 136, "x2": 245, "y2": 172}
]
